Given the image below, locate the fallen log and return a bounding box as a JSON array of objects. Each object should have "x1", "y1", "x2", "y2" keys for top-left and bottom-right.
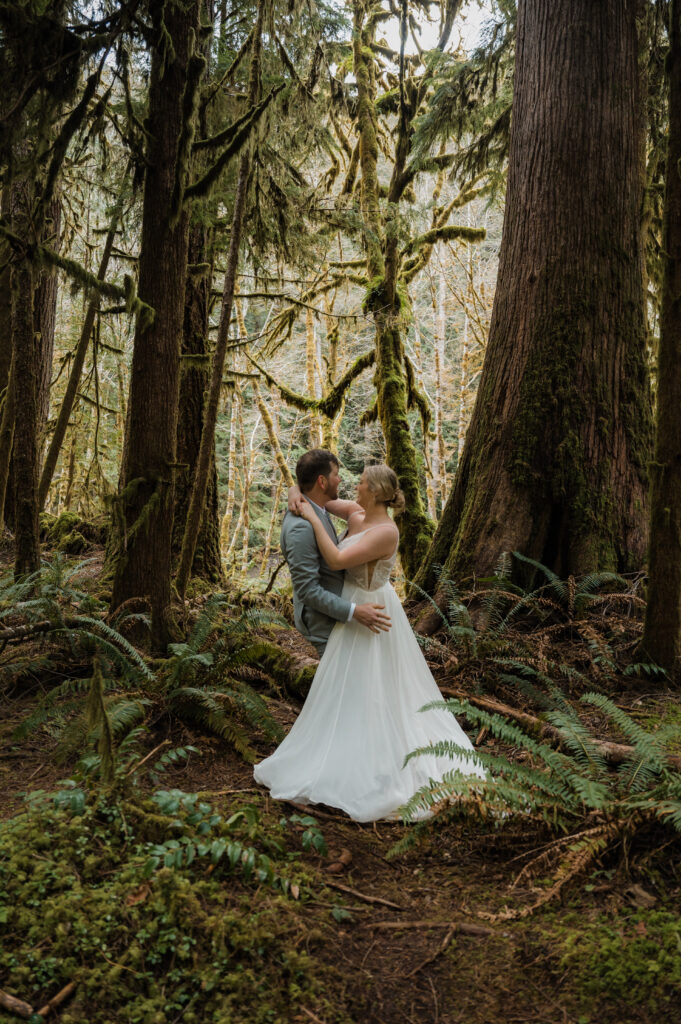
[{"x1": 441, "y1": 687, "x2": 681, "y2": 770}]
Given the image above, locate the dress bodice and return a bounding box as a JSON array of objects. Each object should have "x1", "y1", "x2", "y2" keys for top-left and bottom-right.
[{"x1": 339, "y1": 529, "x2": 398, "y2": 591}]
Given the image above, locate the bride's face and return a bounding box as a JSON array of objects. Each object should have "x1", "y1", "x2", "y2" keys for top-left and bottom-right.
[{"x1": 356, "y1": 471, "x2": 371, "y2": 508}]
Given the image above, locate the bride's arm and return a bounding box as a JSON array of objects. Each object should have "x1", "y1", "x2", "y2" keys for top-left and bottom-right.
[
  {"x1": 287, "y1": 485, "x2": 362, "y2": 521},
  {"x1": 325, "y1": 498, "x2": 363, "y2": 520},
  {"x1": 299, "y1": 502, "x2": 397, "y2": 569}
]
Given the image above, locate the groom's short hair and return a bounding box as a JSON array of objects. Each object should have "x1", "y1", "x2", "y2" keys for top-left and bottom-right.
[{"x1": 296, "y1": 449, "x2": 339, "y2": 492}]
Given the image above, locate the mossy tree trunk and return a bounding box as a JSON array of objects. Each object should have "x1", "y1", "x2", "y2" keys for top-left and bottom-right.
[
  {"x1": 172, "y1": 0, "x2": 222, "y2": 584},
  {"x1": 415, "y1": 0, "x2": 652, "y2": 602},
  {"x1": 10, "y1": 176, "x2": 41, "y2": 577},
  {"x1": 352, "y1": 3, "x2": 433, "y2": 578},
  {"x1": 0, "y1": 187, "x2": 13, "y2": 532},
  {"x1": 173, "y1": 216, "x2": 223, "y2": 582},
  {"x1": 35, "y1": 197, "x2": 61, "y2": 446},
  {"x1": 110, "y1": 0, "x2": 202, "y2": 649},
  {"x1": 641, "y1": 0, "x2": 681, "y2": 678}
]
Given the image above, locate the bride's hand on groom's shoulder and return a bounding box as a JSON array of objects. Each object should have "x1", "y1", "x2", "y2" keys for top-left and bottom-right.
[
  {"x1": 288, "y1": 485, "x2": 304, "y2": 515},
  {"x1": 298, "y1": 500, "x2": 316, "y2": 523}
]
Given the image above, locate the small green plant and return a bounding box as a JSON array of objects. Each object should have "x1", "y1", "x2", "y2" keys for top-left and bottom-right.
[{"x1": 285, "y1": 813, "x2": 328, "y2": 856}]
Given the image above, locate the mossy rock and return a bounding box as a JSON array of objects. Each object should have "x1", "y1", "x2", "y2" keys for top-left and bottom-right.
[{"x1": 41, "y1": 511, "x2": 108, "y2": 551}]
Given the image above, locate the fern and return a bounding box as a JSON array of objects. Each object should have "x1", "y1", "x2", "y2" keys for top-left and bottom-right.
[
  {"x1": 157, "y1": 602, "x2": 286, "y2": 758},
  {"x1": 395, "y1": 690, "x2": 681, "y2": 917}
]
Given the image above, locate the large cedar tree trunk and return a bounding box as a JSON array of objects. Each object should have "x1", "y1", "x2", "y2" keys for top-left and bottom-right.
[
  {"x1": 111, "y1": 0, "x2": 200, "y2": 649},
  {"x1": 416, "y1": 0, "x2": 652, "y2": 598},
  {"x1": 173, "y1": 218, "x2": 222, "y2": 581},
  {"x1": 641, "y1": 0, "x2": 681, "y2": 677}
]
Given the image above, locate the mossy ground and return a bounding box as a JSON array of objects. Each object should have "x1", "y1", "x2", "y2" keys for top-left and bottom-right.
[{"x1": 1, "y1": 544, "x2": 680, "y2": 1023}]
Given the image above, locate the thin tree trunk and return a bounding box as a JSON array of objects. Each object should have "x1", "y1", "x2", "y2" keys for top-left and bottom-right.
[
  {"x1": 306, "y1": 306, "x2": 321, "y2": 447},
  {"x1": 433, "y1": 259, "x2": 447, "y2": 510},
  {"x1": 38, "y1": 196, "x2": 121, "y2": 510},
  {"x1": 176, "y1": 2, "x2": 264, "y2": 599},
  {"x1": 0, "y1": 351, "x2": 15, "y2": 533},
  {"x1": 10, "y1": 173, "x2": 41, "y2": 577},
  {"x1": 253, "y1": 380, "x2": 294, "y2": 486},
  {"x1": 173, "y1": 218, "x2": 222, "y2": 581},
  {"x1": 220, "y1": 386, "x2": 240, "y2": 551},
  {"x1": 415, "y1": 0, "x2": 652, "y2": 602},
  {"x1": 641, "y1": 0, "x2": 681, "y2": 677},
  {"x1": 35, "y1": 197, "x2": 61, "y2": 447},
  {"x1": 111, "y1": 0, "x2": 201, "y2": 649}
]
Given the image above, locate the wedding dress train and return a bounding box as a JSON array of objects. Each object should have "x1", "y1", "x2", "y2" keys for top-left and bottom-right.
[{"x1": 253, "y1": 531, "x2": 485, "y2": 822}]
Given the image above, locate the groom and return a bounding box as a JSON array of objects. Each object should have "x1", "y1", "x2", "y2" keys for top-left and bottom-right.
[{"x1": 281, "y1": 448, "x2": 391, "y2": 656}]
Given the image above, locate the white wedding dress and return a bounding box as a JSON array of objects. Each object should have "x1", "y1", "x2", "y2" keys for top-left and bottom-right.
[{"x1": 253, "y1": 530, "x2": 485, "y2": 822}]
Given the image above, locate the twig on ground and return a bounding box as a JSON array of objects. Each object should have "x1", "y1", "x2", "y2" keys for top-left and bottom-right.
[
  {"x1": 0, "y1": 990, "x2": 33, "y2": 1019},
  {"x1": 300, "y1": 1007, "x2": 328, "y2": 1024},
  {"x1": 324, "y1": 880, "x2": 404, "y2": 909},
  {"x1": 368, "y1": 919, "x2": 493, "y2": 935},
  {"x1": 37, "y1": 981, "x2": 77, "y2": 1017},
  {"x1": 404, "y1": 924, "x2": 458, "y2": 979},
  {"x1": 124, "y1": 739, "x2": 171, "y2": 777}
]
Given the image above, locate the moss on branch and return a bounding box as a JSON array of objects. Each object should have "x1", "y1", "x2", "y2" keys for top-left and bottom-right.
[
  {"x1": 185, "y1": 84, "x2": 284, "y2": 200},
  {"x1": 403, "y1": 223, "x2": 486, "y2": 255},
  {"x1": 249, "y1": 350, "x2": 375, "y2": 417}
]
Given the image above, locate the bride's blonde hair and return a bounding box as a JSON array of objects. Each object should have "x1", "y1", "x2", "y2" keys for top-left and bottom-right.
[{"x1": 364, "y1": 464, "x2": 405, "y2": 513}]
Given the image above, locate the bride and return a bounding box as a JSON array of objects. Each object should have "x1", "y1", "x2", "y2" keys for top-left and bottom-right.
[{"x1": 253, "y1": 464, "x2": 484, "y2": 822}]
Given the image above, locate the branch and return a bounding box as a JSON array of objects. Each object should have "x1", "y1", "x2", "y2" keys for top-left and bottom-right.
[
  {"x1": 184, "y1": 83, "x2": 284, "y2": 200},
  {"x1": 403, "y1": 223, "x2": 486, "y2": 255},
  {"x1": 248, "y1": 349, "x2": 375, "y2": 418}
]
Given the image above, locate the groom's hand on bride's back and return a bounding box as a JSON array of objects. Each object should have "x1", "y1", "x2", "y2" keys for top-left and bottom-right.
[{"x1": 353, "y1": 603, "x2": 392, "y2": 633}]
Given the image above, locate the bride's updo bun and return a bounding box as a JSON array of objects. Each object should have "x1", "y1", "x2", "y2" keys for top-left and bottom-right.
[{"x1": 364, "y1": 464, "x2": 405, "y2": 514}]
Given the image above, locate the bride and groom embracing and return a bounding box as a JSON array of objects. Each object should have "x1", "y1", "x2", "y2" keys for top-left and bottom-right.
[{"x1": 253, "y1": 448, "x2": 484, "y2": 822}]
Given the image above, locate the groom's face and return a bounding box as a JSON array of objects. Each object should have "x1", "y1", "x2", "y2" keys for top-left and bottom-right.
[{"x1": 321, "y1": 463, "x2": 341, "y2": 501}]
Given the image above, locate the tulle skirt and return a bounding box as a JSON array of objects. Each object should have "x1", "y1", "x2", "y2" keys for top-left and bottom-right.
[{"x1": 253, "y1": 580, "x2": 485, "y2": 822}]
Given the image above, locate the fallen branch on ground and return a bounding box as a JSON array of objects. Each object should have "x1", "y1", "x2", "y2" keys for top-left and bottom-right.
[{"x1": 324, "y1": 880, "x2": 404, "y2": 910}]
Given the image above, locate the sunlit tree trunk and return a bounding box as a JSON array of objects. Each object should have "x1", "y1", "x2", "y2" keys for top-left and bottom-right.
[{"x1": 305, "y1": 306, "x2": 322, "y2": 447}]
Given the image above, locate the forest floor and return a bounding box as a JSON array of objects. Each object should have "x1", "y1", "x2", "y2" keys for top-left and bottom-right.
[{"x1": 1, "y1": 542, "x2": 681, "y2": 1024}]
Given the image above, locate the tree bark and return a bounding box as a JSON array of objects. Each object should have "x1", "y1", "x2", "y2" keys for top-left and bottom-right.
[
  {"x1": 415, "y1": 0, "x2": 652, "y2": 600},
  {"x1": 35, "y1": 196, "x2": 61, "y2": 442},
  {"x1": 10, "y1": 174, "x2": 41, "y2": 577},
  {"x1": 641, "y1": 0, "x2": 681, "y2": 677},
  {"x1": 173, "y1": 218, "x2": 223, "y2": 582},
  {"x1": 110, "y1": 0, "x2": 201, "y2": 649}
]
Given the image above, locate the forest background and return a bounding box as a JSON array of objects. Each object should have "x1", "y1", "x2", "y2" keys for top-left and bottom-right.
[{"x1": 2, "y1": 1, "x2": 681, "y2": 1022}]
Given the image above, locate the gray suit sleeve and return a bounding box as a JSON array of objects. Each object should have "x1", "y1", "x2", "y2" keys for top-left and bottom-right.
[{"x1": 286, "y1": 518, "x2": 352, "y2": 623}]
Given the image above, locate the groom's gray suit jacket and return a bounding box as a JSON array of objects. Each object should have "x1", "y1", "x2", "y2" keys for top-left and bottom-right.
[{"x1": 280, "y1": 505, "x2": 351, "y2": 650}]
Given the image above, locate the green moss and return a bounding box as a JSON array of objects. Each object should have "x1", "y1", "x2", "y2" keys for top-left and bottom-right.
[
  {"x1": 362, "y1": 274, "x2": 387, "y2": 314},
  {"x1": 42, "y1": 510, "x2": 107, "y2": 552},
  {"x1": 558, "y1": 908, "x2": 681, "y2": 1012},
  {"x1": 0, "y1": 790, "x2": 345, "y2": 1024}
]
